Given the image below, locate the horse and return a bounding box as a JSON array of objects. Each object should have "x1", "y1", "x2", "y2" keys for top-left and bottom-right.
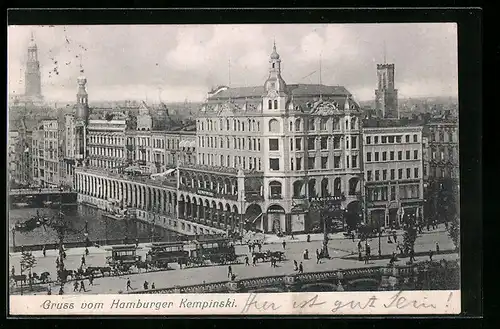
[
  {"x1": 39, "y1": 272, "x2": 51, "y2": 283},
  {"x1": 252, "y1": 252, "x2": 267, "y2": 263},
  {"x1": 99, "y1": 266, "x2": 112, "y2": 277},
  {"x1": 268, "y1": 251, "x2": 285, "y2": 261},
  {"x1": 11, "y1": 274, "x2": 27, "y2": 286},
  {"x1": 135, "y1": 261, "x2": 149, "y2": 273}
]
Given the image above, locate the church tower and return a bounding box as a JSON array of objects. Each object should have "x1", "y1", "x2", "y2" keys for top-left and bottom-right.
[
  {"x1": 375, "y1": 63, "x2": 398, "y2": 118},
  {"x1": 263, "y1": 42, "x2": 288, "y2": 113},
  {"x1": 24, "y1": 32, "x2": 42, "y2": 99},
  {"x1": 74, "y1": 74, "x2": 89, "y2": 165}
]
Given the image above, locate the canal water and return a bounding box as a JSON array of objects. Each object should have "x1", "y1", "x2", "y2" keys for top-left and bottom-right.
[{"x1": 9, "y1": 204, "x2": 182, "y2": 248}]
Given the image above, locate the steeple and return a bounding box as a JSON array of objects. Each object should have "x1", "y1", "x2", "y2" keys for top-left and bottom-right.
[
  {"x1": 75, "y1": 74, "x2": 89, "y2": 120},
  {"x1": 264, "y1": 42, "x2": 286, "y2": 94},
  {"x1": 25, "y1": 32, "x2": 42, "y2": 98}
]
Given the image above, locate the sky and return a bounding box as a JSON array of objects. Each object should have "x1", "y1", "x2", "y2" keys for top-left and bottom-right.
[{"x1": 8, "y1": 24, "x2": 458, "y2": 103}]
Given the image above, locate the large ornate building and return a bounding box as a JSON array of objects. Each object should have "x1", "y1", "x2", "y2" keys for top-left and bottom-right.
[{"x1": 179, "y1": 43, "x2": 364, "y2": 234}]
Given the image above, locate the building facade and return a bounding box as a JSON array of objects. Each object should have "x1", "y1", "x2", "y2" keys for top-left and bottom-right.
[
  {"x1": 181, "y1": 44, "x2": 364, "y2": 234},
  {"x1": 375, "y1": 63, "x2": 398, "y2": 119},
  {"x1": 31, "y1": 119, "x2": 60, "y2": 187},
  {"x1": 362, "y1": 124, "x2": 425, "y2": 228},
  {"x1": 425, "y1": 119, "x2": 459, "y2": 224}
]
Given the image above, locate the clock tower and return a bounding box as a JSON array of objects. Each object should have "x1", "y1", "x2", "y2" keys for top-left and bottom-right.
[{"x1": 263, "y1": 42, "x2": 288, "y2": 113}]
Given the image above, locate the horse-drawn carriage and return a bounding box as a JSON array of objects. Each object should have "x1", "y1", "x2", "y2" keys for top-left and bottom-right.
[
  {"x1": 145, "y1": 241, "x2": 189, "y2": 270},
  {"x1": 188, "y1": 237, "x2": 237, "y2": 266},
  {"x1": 252, "y1": 250, "x2": 286, "y2": 263},
  {"x1": 105, "y1": 244, "x2": 142, "y2": 275}
]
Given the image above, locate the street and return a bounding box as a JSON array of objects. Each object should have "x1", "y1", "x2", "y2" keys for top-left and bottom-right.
[{"x1": 9, "y1": 228, "x2": 457, "y2": 295}]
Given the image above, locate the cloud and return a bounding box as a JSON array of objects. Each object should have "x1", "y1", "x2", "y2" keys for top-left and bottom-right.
[{"x1": 8, "y1": 24, "x2": 458, "y2": 103}]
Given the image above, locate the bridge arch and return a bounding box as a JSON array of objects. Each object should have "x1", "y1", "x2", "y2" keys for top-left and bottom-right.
[
  {"x1": 300, "y1": 283, "x2": 337, "y2": 292},
  {"x1": 347, "y1": 278, "x2": 380, "y2": 291}
]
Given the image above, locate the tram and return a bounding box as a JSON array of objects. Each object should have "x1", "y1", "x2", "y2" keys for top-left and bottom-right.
[
  {"x1": 105, "y1": 244, "x2": 142, "y2": 273},
  {"x1": 145, "y1": 241, "x2": 189, "y2": 269},
  {"x1": 189, "y1": 237, "x2": 237, "y2": 265}
]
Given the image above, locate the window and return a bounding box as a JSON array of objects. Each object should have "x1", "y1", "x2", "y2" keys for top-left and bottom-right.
[
  {"x1": 309, "y1": 119, "x2": 315, "y2": 130},
  {"x1": 346, "y1": 155, "x2": 350, "y2": 168},
  {"x1": 382, "y1": 152, "x2": 387, "y2": 161},
  {"x1": 414, "y1": 150, "x2": 418, "y2": 159},
  {"x1": 334, "y1": 156, "x2": 341, "y2": 169},
  {"x1": 405, "y1": 135, "x2": 410, "y2": 143},
  {"x1": 406, "y1": 150, "x2": 410, "y2": 160},
  {"x1": 382, "y1": 136, "x2": 387, "y2": 144},
  {"x1": 274, "y1": 100, "x2": 278, "y2": 109},
  {"x1": 290, "y1": 158, "x2": 294, "y2": 170},
  {"x1": 308, "y1": 157, "x2": 315, "y2": 169},
  {"x1": 396, "y1": 135, "x2": 402, "y2": 143},
  {"x1": 295, "y1": 138, "x2": 302, "y2": 150},
  {"x1": 308, "y1": 137, "x2": 316, "y2": 150},
  {"x1": 382, "y1": 170, "x2": 387, "y2": 180},
  {"x1": 333, "y1": 118, "x2": 340, "y2": 130},
  {"x1": 374, "y1": 136, "x2": 379, "y2": 144},
  {"x1": 268, "y1": 100, "x2": 272, "y2": 109},
  {"x1": 406, "y1": 168, "x2": 411, "y2": 179},
  {"x1": 352, "y1": 155, "x2": 357, "y2": 168},
  {"x1": 398, "y1": 151, "x2": 402, "y2": 160},
  {"x1": 296, "y1": 157, "x2": 302, "y2": 170},
  {"x1": 268, "y1": 119, "x2": 279, "y2": 132},
  {"x1": 390, "y1": 169, "x2": 395, "y2": 180},
  {"x1": 388, "y1": 136, "x2": 395, "y2": 143},
  {"x1": 269, "y1": 158, "x2": 280, "y2": 171},
  {"x1": 333, "y1": 137, "x2": 340, "y2": 149},
  {"x1": 398, "y1": 169, "x2": 403, "y2": 179},
  {"x1": 321, "y1": 156, "x2": 328, "y2": 169},
  {"x1": 258, "y1": 139, "x2": 261, "y2": 151},
  {"x1": 375, "y1": 170, "x2": 380, "y2": 181},
  {"x1": 346, "y1": 137, "x2": 349, "y2": 149},
  {"x1": 413, "y1": 134, "x2": 418, "y2": 143},
  {"x1": 269, "y1": 181, "x2": 282, "y2": 198},
  {"x1": 448, "y1": 132, "x2": 454, "y2": 143},
  {"x1": 351, "y1": 136, "x2": 357, "y2": 149},
  {"x1": 414, "y1": 168, "x2": 419, "y2": 178},
  {"x1": 320, "y1": 118, "x2": 328, "y2": 131},
  {"x1": 367, "y1": 170, "x2": 372, "y2": 181},
  {"x1": 366, "y1": 152, "x2": 372, "y2": 162},
  {"x1": 295, "y1": 119, "x2": 301, "y2": 132},
  {"x1": 289, "y1": 138, "x2": 293, "y2": 151},
  {"x1": 375, "y1": 152, "x2": 379, "y2": 161},
  {"x1": 320, "y1": 137, "x2": 328, "y2": 150},
  {"x1": 269, "y1": 139, "x2": 279, "y2": 151},
  {"x1": 366, "y1": 136, "x2": 371, "y2": 145}
]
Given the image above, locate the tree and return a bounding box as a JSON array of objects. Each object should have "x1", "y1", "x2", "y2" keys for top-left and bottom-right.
[
  {"x1": 20, "y1": 251, "x2": 37, "y2": 290},
  {"x1": 447, "y1": 216, "x2": 460, "y2": 251}
]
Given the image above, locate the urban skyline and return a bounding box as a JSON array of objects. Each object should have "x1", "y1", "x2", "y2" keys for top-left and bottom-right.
[{"x1": 8, "y1": 24, "x2": 458, "y2": 103}]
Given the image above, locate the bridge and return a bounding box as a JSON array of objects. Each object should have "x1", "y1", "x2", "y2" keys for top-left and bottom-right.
[
  {"x1": 9, "y1": 188, "x2": 78, "y2": 206},
  {"x1": 127, "y1": 259, "x2": 460, "y2": 294},
  {"x1": 9, "y1": 188, "x2": 76, "y2": 197}
]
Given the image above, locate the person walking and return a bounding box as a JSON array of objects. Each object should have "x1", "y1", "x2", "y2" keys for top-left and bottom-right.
[
  {"x1": 79, "y1": 280, "x2": 87, "y2": 292},
  {"x1": 298, "y1": 262, "x2": 303, "y2": 274},
  {"x1": 59, "y1": 286, "x2": 64, "y2": 295},
  {"x1": 89, "y1": 274, "x2": 94, "y2": 286},
  {"x1": 429, "y1": 250, "x2": 434, "y2": 261},
  {"x1": 126, "y1": 279, "x2": 132, "y2": 291},
  {"x1": 81, "y1": 255, "x2": 86, "y2": 267},
  {"x1": 435, "y1": 242, "x2": 440, "y2": 253},
  {"x1": 11, "y1": 266, "x2": 15, "y2": 277},
  {"x1": 85, "y1": 247, "x2": 89, "y2": 257},
  {"x1": 73, "y1": 281, "x2": 79, "y2": 292},
  {"x1": 248, "y1": 243, "x2": 252, "y2": 253},
  {"x1": 245, "y1": 255, "x2": 249, "y2": 266},
  {"x1": 143, "y1": 281, "x2": 149, "y2": 290},
  {"x1": 282, "y1": 240, "x2": 286, "y2": 250},
  {"x1": 152, "y1": 283, "x2": 155, "y2": 289},
  {"x1": 316, "y1": 249, "x2": 321, "y2": 264},
  {"x1": 47, "y1": 285, "x2": 52, "y2": 295},
  {"x1": 258, "y1": 244, "x2": 262, "y2": 252},
  {"x1": 307, "y1": 234, "x2": 311, "y2": 243},
  {"x1": 252, "y1": 256, "x2": 257, "y2": 266},
  {"x1": 293, "y1": 260, "x2": 298, "y2": 271},
  {"x1": 228, "y1": 265, "x2": 233, "y2": 278},
  {"x1": 393, "y1": 232, "x2": 398, "y2": 243},
  {"x1": 42, "y1": 245, "x2": 46, "y2": 257},
  {"x1": 409, "y1": 249, "x2": 415, "y2": 263},
  {"x1": 365, "y1": 244, "x2": 371, "y2": 264}
]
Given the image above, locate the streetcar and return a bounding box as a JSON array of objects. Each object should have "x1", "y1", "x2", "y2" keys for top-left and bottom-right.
[
  {"x1": 145, "y1": 241, "x2": 188, "y2": 269},
  {"x1": 189, "y1": 237, "x2": 237, "y2": 266},
  {"x1": 105, "y1": 244, "x2": 142, "y2": 274}
]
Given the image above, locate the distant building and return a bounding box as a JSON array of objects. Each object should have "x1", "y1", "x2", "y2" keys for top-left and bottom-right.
[
  {"x1": 362, "y1": 121, "x2": 425, "y2": 228},
  {"x1": 375, "y1": 63, "x2": 398, "y2": 119},
  {"x1": 32, "y1": 119, "x2": 60, "y2": 187}
]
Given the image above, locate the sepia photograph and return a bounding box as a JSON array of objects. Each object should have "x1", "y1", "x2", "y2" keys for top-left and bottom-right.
[{"x1": 8, "y1": 21, "x2": 461, "y2": 312}]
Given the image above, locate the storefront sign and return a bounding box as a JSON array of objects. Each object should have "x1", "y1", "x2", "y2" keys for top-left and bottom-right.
[
  {"x1": 267, "y1": 206, "x2": 285, "y2": 214},
  {"x1": 197, "y1": 189, "x2": 214, "y2": 197},
  {"x1": 309, "y1": 195, "x2": 345, "y2": 203}
]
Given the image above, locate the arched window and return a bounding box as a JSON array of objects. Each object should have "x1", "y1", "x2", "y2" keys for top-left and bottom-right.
[
  {"x1": 274, "y1": 100, "x2": 278, "y2": 109},
  {"x1": 349, "y1": 177, "x2": 359, "y2": 196},
  {"x1": 293, "y1": 180, "x2": 304, "y2": 198},
  {"x1": 269, "y1": 181, "x2": 282, "y2": 199},
  {"x1": 257, "y1": 121, "x2": 260, "y2": 131},
  {"x1": 295, "y1": 119, "x2": 301, "y2": 132},
  {"x1": 268, "y1": 100, "x2": 272, "y2": 109},
  {"x1": 242, "y1": 122, "x2": 245, "y2": 131},
  {"x1": 350, "y1": 118, "x2": 356, "y2": 130},
  {"x1": 238, "y1": 120, "x2": 241, "y2": 131},
  {"x1": 309, "y1": 118, "x2": 315, "y2": 130},
  {"x1": 268, "y1": 119, "x2": 279, "y2": 133},
  {"x1": 321, "y1": 178, "x2": 329, "y2": 197},
  {"x1": 226, "y1": 119, "x2": 230, "y2": 130},
  {"x1": 308, "y1": 179, "x2": 317, "y2": 198},
  {"x1": 289, "y1": 121, "x2": 293, "y2": 132},
  {"x1": 334, "y1": 178, "x2": 342, "y2": 196}
]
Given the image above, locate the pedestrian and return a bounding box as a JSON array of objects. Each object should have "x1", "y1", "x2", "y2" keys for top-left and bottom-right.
[
  {"x1": 316, "y1": 249, "x2": 320, "y2": 264},
  {"x1": 252, "y1": 256, "x2": 257, "y2": 266},
  {"x1": 357, "y1": 240, "x2": 362, "y2": 252},
  {"x1": 389, "y1": 252, "x2": 397, "y2": 265},
  {"x1": 11, "y1": 266, "x2": 15, "y2": 277},
  {"x1": 365, "y1": 244, "x2": 371, "y2": 264},
  {"x1": 228, "y1": 265, "x2": 232, "y2": 278},
  {"x1": 248, "y1": 244, "x2": 252, "y2": 253},
  {"x1": 81, "y1": 255, "x2": 86, "y2": 266},
  {"x1": 89, "y1": 274, "x2": 94, "y2": 286},
  {"x1": 258, "y1": 244, "x2": 262, "y2": 252},
  {"x1": 231, "y1": 273, "x2": 236, "y2": 281},
  {"x1": 47, "y1": 285, "x2": 52, "y2": 295},
  {"x1": 63, "y1": 251, "x2": 67, "y2": 259},
  {"x1": 409, "y1": 249, "x2": 415, "y2": 263},
  {"x1": 427, "y1": 222, "x2": 430, "y2": 231},
  {"x1": 126, "y1": 279, "x2": 132, "y2": 291},
  {"x1": 73, "y1": 281, "x2": 79, "y2": 292},
  {"x1": 436, "y1": 242, "x2": 440, "y2": 253},
  {"x1": 291, "y1": 232, "x2": 295, "y2": 240},
  {"x1": 282, "y1": 240, "x2": 286, "y2": 250},
  {"x1": 393, "y1": 232, "x2": 398, "y2": 243},
  {"x1": 293, "y1": 260, "x2": 298, "y2": 271},
  {"x1": 143, "y1": 281, "x2": 149, "y2": 290},
  {"x1": 307, "y1": 234, "x2": 311, "y2": 243},
  {"x1": 59, "y1": 286, "x2": 64, "y2": 295},
  {"x1": 42, "y1": 245, "x2": 46, "y2": 257},
  {"x1": 352, "y1": 232, "x2": 355, "y2": 242},
  {"x1": 303, "y1": 249, "x2": 309, "y2": 260},
  {"x1": 85, "y1": 247, "x2": 89, "y2": 256},
  {"x1": 429, "y1": 250, "x2": 434, "y2": 261},
  {"x1": 298, "y1": 262, "x2": 303, "y2": 274},
  {"x1": 245, "y1": 255, "x2": 249, "y2": 266},
  {"x1": 152, "y1": 283, "x2": 155, "y2": 289},
  {"x1": 270, "y1": 257, "x2": 274, "y2": 267},
  {"x1": 79, "y1": 280, "x2": 86, "y2": 292},
  {"x1": 358, "y1": 250, "x2": 363, "y2": 261},
  {"x1": 135, "y1": 238, "x2": 139, "y2": 247}
]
